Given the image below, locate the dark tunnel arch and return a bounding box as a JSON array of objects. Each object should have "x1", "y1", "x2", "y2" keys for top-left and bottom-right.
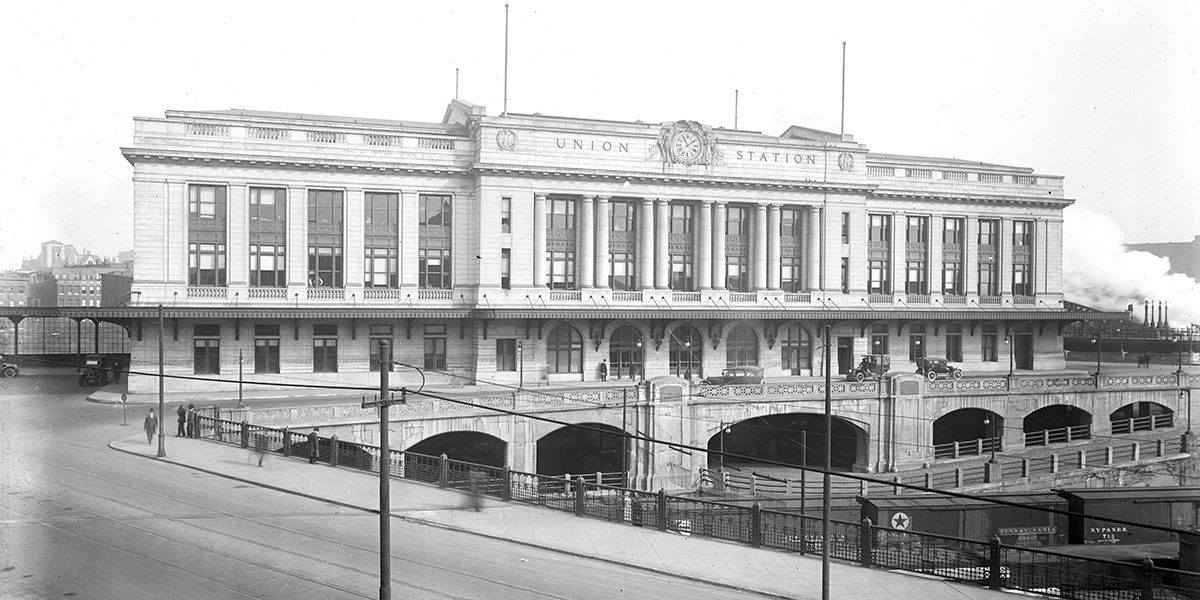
[
  {"x1": 705, "y1": 413, "x2": 868, "y2": 473},
  {"x1": 407, "y1": 431, "x2": 507, "y2": 467},
  {"x1": 536, "y1": 423, "x2": 626, "y2": 477}
]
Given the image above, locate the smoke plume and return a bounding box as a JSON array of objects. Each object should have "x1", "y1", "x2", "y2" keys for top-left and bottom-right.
[{"x1": 1063, "y1": 206, "x2": 1200, "y2": 327}]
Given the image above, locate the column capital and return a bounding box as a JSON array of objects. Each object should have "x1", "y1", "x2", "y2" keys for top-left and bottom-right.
[
  {"x1": 700, "y1": 199, "x2": 715, "y2": 206},
  {"x1": 581, "y1": 195, "x2": 596, "y2": 202},
  {"x1": 535, "y1": 193, "x2": 549, "y2": 201},
  {"x1": 767, "y1": 203, "x2": 782, "y2": 211},
  {"x1": 596, "y1": 195, "x2": 611, "y2": 202}
]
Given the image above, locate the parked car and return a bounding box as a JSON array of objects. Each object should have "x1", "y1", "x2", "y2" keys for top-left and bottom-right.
[
  {"x1": 847, "y1": 354, "x2": 890, "y2": 382},
  {"x1": 78, "y1": 354, "x2": 114, "y2": 386},
  {"x1": 915, "y1": 356, "x2": 963, "y2": 381},
  {"x1": 700, "y1": 365, "x2": 764, "y2": 386},
  {"x1": 1, "y1": 355, "x2": 18, "y2": 378}
]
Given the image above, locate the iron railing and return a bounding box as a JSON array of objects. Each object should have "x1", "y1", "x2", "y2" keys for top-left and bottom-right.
[{"x1": 193, "y1": 415, "x2": 1197, "y2": 598}]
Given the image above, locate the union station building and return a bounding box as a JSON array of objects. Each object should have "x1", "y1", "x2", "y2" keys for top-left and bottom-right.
[{"x1": 119, "y1": 99, "x2": 1098, "y2": 394}]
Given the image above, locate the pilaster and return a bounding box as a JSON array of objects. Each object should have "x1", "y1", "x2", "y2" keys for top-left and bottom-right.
[
  {"x1": 698, "y1": 200, "x2": 713, "y2": 289},
  {"x1": 580, "y1": 195, "x2": 595, "y2": 288},
  {"x1": 712, "y1": 202, "x2": 727, "y2": 290},
  {"x1": 595, "y1": 196, "x2": 611, "y2": 288},
  {"x1": 767, "y1": 204, "x2": 781, "y2": 290},
  {"x1": 533, "y1": 193, "x2": 548, "y2": 288},
  {"x1": 753, "y1": 203, "x2": 768, "y2": 290},
  {"x1": 655, "y1": 199, "x2": 669, "y2": 289}
]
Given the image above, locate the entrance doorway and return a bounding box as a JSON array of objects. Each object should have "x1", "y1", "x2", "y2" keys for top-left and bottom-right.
[
  {"x1": 837, "y1": 337, "x2": 854, "y2": 374},
  {"x1": 1015, "y1": 333, "x2": 1034, "y2": 370}
]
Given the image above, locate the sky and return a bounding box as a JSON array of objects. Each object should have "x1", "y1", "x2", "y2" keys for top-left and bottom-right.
[{"x1": 1, "y1": 1, "x2": 1197, "y2": 318}]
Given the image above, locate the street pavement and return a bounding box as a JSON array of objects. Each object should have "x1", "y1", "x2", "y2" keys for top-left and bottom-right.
[{"x1": 112, "y1": 434, "x2": 1025, "y2": 599}]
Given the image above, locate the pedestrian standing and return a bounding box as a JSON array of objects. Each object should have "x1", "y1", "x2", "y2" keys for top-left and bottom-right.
[
  {"x1": 599, "y1": 359, "x2": 608, "y2": 382},
  {"x1": 143, "y1": 409, "x2": 157, "y2": 446},
  {"x1": 308, "y1": 428, "x2": 319, "y2": 464},
  {"x1": 176, "y1": 404, "x2": 186, "y2": 437},
  {"x1": 186, "y1": 403, "x2": 196, "y2": 438}
]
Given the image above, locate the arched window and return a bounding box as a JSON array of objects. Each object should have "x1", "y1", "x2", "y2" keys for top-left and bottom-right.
[
  {"x1": 726, "y1": 324, "x2": 759, "y2": 368},
  {"x1": 608, "y1": 324, "x2": 644, "y2": 380},
  {"x1": 669, "y1": 325, "x2": 703, "y2": 378},
  {"x1": 780, "y1": 324, "x2": 812, "y2": 375},
  {"x1": 546, "y1": 324, "x2": 582, "y2": 374}
]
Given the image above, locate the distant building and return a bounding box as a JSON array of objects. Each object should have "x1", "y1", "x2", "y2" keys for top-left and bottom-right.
[
  {"x1": 0, "y1": 271, "x2": 29, "y2": 307},
  {"x1": 101, "y1": 272, "x2": 134, "y2": 306},
  {"x1": 1126, "y1": 235, "x2": 1200, "y2": 281}
]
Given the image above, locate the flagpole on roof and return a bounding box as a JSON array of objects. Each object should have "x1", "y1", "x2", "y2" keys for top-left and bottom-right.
[
  {"x1": 503, "y1": 4, "x2": 510, "y2": 117},
  {"x1": 840, "y1": 42, "x2": 847, "y2": 137}
]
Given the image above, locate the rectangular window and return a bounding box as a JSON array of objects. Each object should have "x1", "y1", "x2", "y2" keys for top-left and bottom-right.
[
  {"x1": 364, "y1": 247, "x2": 398, "y2": 288},
  {"x1": 942, "y1": 262, "x2": 963, "y2": 295},
  {"x1": 419, "y1": 248, "x2": 452, "y2": 289},
  {"x1": 945, "y1": 325, "x2": 963, "y2": 362},
  {"x1": 249, "y1": 187, "x2": 285, "y2": 222},
  {"x1": 423, "y1": 324, "x2": 447, "y2": 370},
  {"x1": 981, "y1": 325, "x2": 998, "y2": 362},
  {"x1": 781, "y1": 256, "x2": 802, "y2": 293},
  {"x1": 905, "y1": 260, "x2": 926, "y2": 294},
  {"x1": 670, "y1": 204, "x2": 693, "y2": 234},
  {"x1": 840, "y1": 257, "x2": 849, "y2": 293},
  {"x1": 841, "y1": 212, "x2": 850, "y2": 244},
  {"x1": 1013, "y1": 263, "x2": 1031, "y2": 296},
  {"x1": 365, "y1": 191, "x2": 399, "y2": 228},
  {"x1": 313, "y1": 324, "x2": 338, "y2": 373},
  {"x1": 1014, "y1": 220, "x2": 1032, "y2": 246},
  {"x1": 670, "y1": 254, "x2": 693, "y2": 291},
  {"x1": 870, "y1": 324, "x2": 889, "y2": 356},
  {"x1": 188, "y1": 243, "x2": 227, "y2": 286},
  {"x1": 943, "y1": 217, "x2": 963, "y2": 245},
  {"x1": 907, "y1": 216, "x2": 928, "y2": 244},
  {"x1": 500, "y1": 196, "x2": 511, "y2": 233},
  {"x1": 978, "y1": 219, "x2": 998, "y2": 246},
  {"x1": 189, "y1": 185, "x2": 225, "y2": 218},
  {"x1": 250, "y1": 244, "x2": 285, "y2": 287},
  {"x1": 978, "y1": 263, "x2": 998, "y2": 296},
  {"x1": 868, "y1": 214, "x2": 891, "y2": 242},
  {"x1": 549, "y1": 198, "x2": 575, "y2": 230},
  {"x1": 419, "y1": 194, "x2": 452, "y2": 227},
  {"x1": 727, "y1": 206, "x2": 749, "y2": 236},
  {"x1": 726, "y1": 254, "x2": 749, "y2": 292},
  {"x1": 548, "y1": 251, "x2": 576, "y2": 290},
  {"x1": 254, "y1": 324, "x2": 280, "y2": 374},
  {"x1": 193, "y1": 324, "x2": 220, "y2": 375},
  {"x1": 308, "y1": 245, "x2": 343, "y2": 287},
  {"x1": 868, "y1": 259, "x2": 889, "y2": 294},
  {"x1": 501, "y1": 248, "x2": 511, "y2": 290},
  {"x1": 610, "y1": 252, "x2": 635, "y2": 290},
  {"x1": 781, "y1": 208, "x2": 802, "y2": 237},
  {"x1": 307, "y1": 190, "x2": 344, "y2": 226},
  {"x1": 496, "y1": 339, "x2": 517, "y2": 372},
  {"x1": 611, "y1": 201, "x2": 635, "y2": 232},
  {"x1": 368, "y1": 324, "x2": 393, "y2": 372}
]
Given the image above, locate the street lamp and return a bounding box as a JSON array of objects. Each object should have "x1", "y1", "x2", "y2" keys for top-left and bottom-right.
[
  {"x1": 1181, "y1": 390, "x2": 1191, "y2": 435},
  {"x1": 983, "y1": 415, "x2": 997, "y2": 461},
  {"x1": 636, "y1": 340, "x2": 644, "y2": 382},
  {"x1": 1174, "y1": 335, "x2": 1184, "y2": 375},
  {"x1": 1005, "y1": 335, "x2": 1013, "y2": 377},
  {"x1": 517, "y1": 340, "x2": 524, "y2": 390},
  {"x1": 684, "y1": 340, "x2": 692, "y2": 380},
  {"x1": 1091, "y1": 335, "x2": 1101, "y2": 379}
]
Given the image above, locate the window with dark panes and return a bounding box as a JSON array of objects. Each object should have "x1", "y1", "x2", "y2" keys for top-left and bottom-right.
[
  {"x1": 978, "y1": 219, "x2": 998, "y2": 246},
  {"x1": 249, "y1": 187, "x2": 285, "y2": 223},
  {"x1": 368, "y1": 324, "x2": 393, "y2": 372},
  {"x1": 670, "y1": 203, "x2": 693, "y2": 234},
  {"x1": 308, "y1": 245, "x2": 343, "y2": 287},
  {"x1": 193, "y1": 324, "x2": 220, "y2": 375},
  {"x1": 423, "y1": 324, "x2": 447, "y2": 370},
  {"x1": 945, "y1": 325, "x2": 963, "y2": 362},
  {"x1": 725, "y1": 324, "x2": 759, "y2": 367},
  {"x1": 669, "y1": 254, "x2": 692, "y2": 291},
  {"x1": 307, "y1": 190, "x2": 344, "y2": 288},
  {"x1": 781, "y1": 255, "x2": 802, "y2": 293},
  {"x1": 841, "y1": 212, "x2": 850, "y2": 244},
  {"x1": 726, "y1": 254, "x2": 749, "y2": 292},
  {"x1": 501, "y1": 248, "x2": 511, "y2": 289},
  {"x1": 905, "y1": 260, "x2": 927, "y2": 294},
  {"x1": 313, "y1": 324, "x2": 338, "y2": 373},
  {"x1": 943, "y1": 217, "x2": 963, "y2": 245},
  {"x1": 611, "y1": 201, "x2": 635, "y2": 231},
  {"x1": 727, "y1": 206, "x2": 749, "y2": 235},
  {"x1": 547, "y1": 324, "x2": 583, "y2": 374},
  {"x1": 1013, "y1": 263, "x2": 1031, "y2": 296},
  {"x1": 500, "y1": 196, "x2": 511, "y2": 233},
  {"x1": 870, "y1": 324, "x2": 889, "y2": 356},
  {"x1": 610, "y1": 252, "x2": 635, "y2": 290},
  {"x1": 548, "y1": 251, "x2": 576, "y2": 290},
  {"x1": 189, "y1": 242, "x2": 227, "y2": 286},
  {"x1": 868, "y1": 260, "x2": 889, "y2": 294},
  {"x1": 420, "y1": 194, "x2": 451, "y2": 227},
  {"x1": 254, "y1": 324, "x2": 280, "y2": 374},
  {"x1": 549, "y1": 198, "x2": 575, "y2": 230},
  {"x1": 943, "y1": 261, "x2": 963, "y2": 295},
  {"x1": 189, "y1": 185, "x2": 225, "y2": 219},
  {"x1": 869, "y1": 214, "x2": 890, "y2": 242},
  {"x1": 496, "y1": 339, "x2": 516, "y2": 372},
  {"x1": 981, "y1": 325, "x2": 998, "y2": 362},
  {"x1": 1013, "y1": 220, "x2": 1032, "y2": 246},
  {"x1": 908, "y1": 325, "x2": 927, "y2": 361},
  {"x1": 419, "y1": 248, "x2": 451, "y2": 289},
  {"x1": 250, "y1": 244, "x2": 285, "y2": 287}
]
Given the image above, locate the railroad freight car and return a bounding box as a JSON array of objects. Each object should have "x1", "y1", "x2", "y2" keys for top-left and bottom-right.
[
  {"x1": 1057, "y1": 486, "x2": 1200, "y2": 545},
  {"x1": 858, "y1": 492, "x2": 1068, "y2": 547}
]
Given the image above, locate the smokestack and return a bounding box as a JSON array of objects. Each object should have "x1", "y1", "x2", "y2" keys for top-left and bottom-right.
[
  {"x1": 1164, "y1": 302, "x2": 1169, "y2": 329},
  {"x1": 1144, "y1": 301, "x2": 1150, "y2": 327},
  {"x1": 1157, "y1": 301, "x2": 1164, "y2": 329}
]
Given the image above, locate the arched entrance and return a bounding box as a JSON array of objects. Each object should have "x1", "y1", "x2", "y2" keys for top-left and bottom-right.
[
  {"x1": 546, "y1": 323, "x2": 583, "y2": 375},
  {"x1": 536, "y1": 423, "x2": 626, "y2": 477},
  {"x1": 705, "y1": 413, "x2": 868, "y2": 473},
  {"x1": 668, "y1": 325, "x2": 703, "y2": 378},
  {"x1": 608, "y1": 324, "x2": 643, "y2": 380},
  {"x1": 725, "y1": 324, "x2": 759, "y2": 368},
  {"x1": 407, "y1": 431, "x2": 507, "y2": 467},
  {"x1": 932, "y1": 408, "x2": 1004, "y2": 459},
  {"x1": 1024, "y1": 405, "x2": 1093, "y2": 446},
  {"x1": 1109, "y1": 402, "x2": 1174, "y2": 434}
]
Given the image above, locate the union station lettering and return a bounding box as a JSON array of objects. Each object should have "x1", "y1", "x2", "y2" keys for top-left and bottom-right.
[
  {"x1": 555, "y1": 137, "x2": 630, "y2": 153},
  {"x1": 735, "y1": 149, "x2": 819, "y2": 165}
]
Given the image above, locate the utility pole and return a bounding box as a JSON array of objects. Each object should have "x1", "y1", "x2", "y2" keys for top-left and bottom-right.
[
  {"x1": 363, "y1": 339, "x2": 395, "y2": 600},
  {"x1": 157, "y1": 304, "x2": 165, "y2": 458},
  {"x1": 822, "y1": 324, "x2": 832, "y2": 600},
  {"x1": 238, "y1": 349, "x2": 244, "y2": 408}
]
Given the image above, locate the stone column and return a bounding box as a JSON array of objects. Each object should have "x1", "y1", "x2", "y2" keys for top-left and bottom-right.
[
  {"x1": 698, "y1": 200, "x2": 713, "y2": 289},
  {"x1": 806, "y1": 206, "x2": 821, "y2": 291},
  {"x1": 580, "y1": 195, "x2": 595, "y2": 288},
  {"x1": 753, "y1": 203, "x2": 768, "y2": 290},
  {"x1": 767, "y1": 204, "x2": 781, "y2": 290},
  {"x1": 595, "y1": 196, "x2": 611, "y2": 288},
  {"x1": 655, "y1": 199, "x2": 670, "y2": 289},
  {"x1": 638, "y1": 198, "x2": 655, "y2": 289},
  {"x1": 712, "y1": 202, "x2": 727, "y2": 290},
  {"x1": 533, "y1": 194, "x2": 548, "y2": 288}
]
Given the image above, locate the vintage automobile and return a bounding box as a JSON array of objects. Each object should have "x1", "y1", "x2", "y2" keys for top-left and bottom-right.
[
  {"x1": 1, "y1": 355, "x2": 18, "y2": 378},
  {"x1": 78, "y1": 354, "x2": 115, "y2": 387},
  {"x1": 699, "y1": 365, "x2": 764, "y2": 386},
  {"x1": 915, "y1": 356, "x2": 964, "y2": 381},
  {"x1": 847, "y1": 354, "x2": 890, "y2": 382}
]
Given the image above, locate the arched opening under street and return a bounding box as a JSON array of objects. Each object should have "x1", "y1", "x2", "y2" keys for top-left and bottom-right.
[
  {"x1": 705, "y1": 413, "x2": 868, "y2": 474},
  {"x1": 1024, "y1": 405, "x2": 1093, "y2": 446},
  {"x1": 536, "y1": 423, "x2": 625, "y2": 477},
  {"x1": 1109, "y1": 402, "x2": 1174, "y2": 434},
  {"x1": 407, "y1": 431, "x2": 507, "y2": 467},
  {"x1": 932, "y1": 408, "x2": 1004, "y2": 459}
]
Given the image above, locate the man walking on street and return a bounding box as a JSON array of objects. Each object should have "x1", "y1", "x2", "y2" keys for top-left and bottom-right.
[
  {"x1": 143, "y1": 409, "x2": 157, "y2": 446},
  {"x1": 176, "y1": 404, "x2": 186, "y2": 437}
]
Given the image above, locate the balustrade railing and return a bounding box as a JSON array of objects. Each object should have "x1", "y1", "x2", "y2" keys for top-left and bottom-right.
[
  {"x1": 979, "y1": 295, "x2": 1002, "y2": 305},
  {"x1": 672, "y1": 292, "x2": 701, "y2": 303},
  {"x1": 416, "y1": 137, "x2": 455, "y2": 150},
  {"x1": 306, "y1": 288, "x2": 344, "y2": 301},
  {"x1": 611, "y1": 291, "x2": 643, "y2": 302},
  {"x1": 248, "y1": 127, "x2": 287, "y2": 140},
  {"x1": 933, "y1": 436, "x2": 1001, "y2": 459},
  {"x1": 418, "y1": 289, "x2": 452, "y2": 300},
  {"x1": 187, "y1": 123, "x2": 229, "y2": 136},
  {"x1": 364, "y1": 288, "x2": 401, "y2": 300},
  {"x1": 728, "y1": 293, "x2": 757, "y2": 303},
  {"x1": 867, "y1": 294, "x2": 892, "y2": 304},
  {"x1": 942, "y1": 295, "x2": 967, "y2": 305},
  {"x1": 1110, "y1": 413, "x2": 1174, "y2": 435},
  {"x1": 549, "y1": 290, "x2": 581, "y2": 302},
  {"x1": 187, "y1": 286, "x2": 228, "y2": 298},
  {"x1": 1024, "y1": 424, "x2": 1091, "y2": 447},
  {"x1": 783, "y1": 293, "x2": 811, "y2": 303},
  {"x1": 248, "y1": 287, "x2": 285, "y2": 300}
]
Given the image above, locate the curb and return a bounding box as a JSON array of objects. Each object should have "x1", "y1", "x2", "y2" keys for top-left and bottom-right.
[{"x1": 108, "y1": 438, "x2": 793, "y2": 600}]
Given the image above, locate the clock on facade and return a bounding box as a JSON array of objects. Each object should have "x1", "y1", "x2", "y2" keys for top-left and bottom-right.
[{"x1": 671, "y1": 130, "x2": 703, "y2": 164}]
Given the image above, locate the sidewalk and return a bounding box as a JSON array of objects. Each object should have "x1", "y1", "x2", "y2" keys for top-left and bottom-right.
[{"x1": 111, "y1": 434, "x2": 1022, "y2": 599}]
